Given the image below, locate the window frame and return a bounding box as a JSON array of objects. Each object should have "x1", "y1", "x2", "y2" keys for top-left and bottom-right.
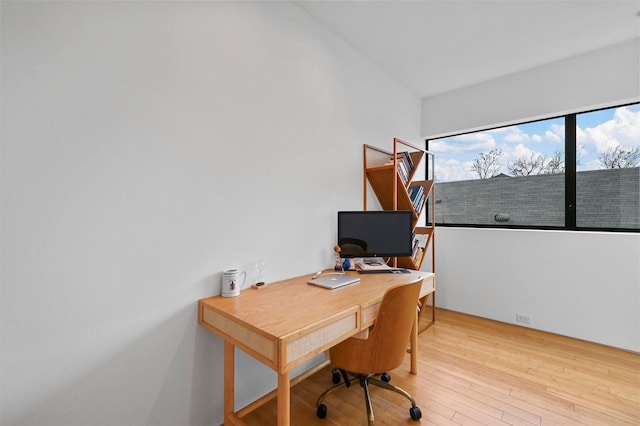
[{"x1": 425, "y1": 102, "x2": 640, "y2": 233}]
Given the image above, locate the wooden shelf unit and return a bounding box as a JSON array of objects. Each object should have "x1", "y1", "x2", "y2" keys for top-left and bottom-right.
[{"x1": 363, "y1": 138, "x2": 436, "y2": 330}]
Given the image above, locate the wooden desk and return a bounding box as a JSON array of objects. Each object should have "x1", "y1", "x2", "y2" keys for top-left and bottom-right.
[{"x1": 198, "y1": 270, "x2": 435, "y2": 426}]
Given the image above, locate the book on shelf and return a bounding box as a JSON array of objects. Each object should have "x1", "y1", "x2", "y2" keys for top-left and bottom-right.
[
  {"x1": 397, "y1": 161, "x2": 409, "y2": 184},
  {"x1": 414, "y1": 192, "x2": 424, "y2": 213},
  {"x1": 386, "y1": 151, "x2": 414, "y2": 185},
  {"x1": 414, "y1": 248, "x2": 425, "y2": 266},
  {"x1": 410, "y1": 233, "x2": 429, "y2": 264},
  {"x1": 405, "y1": 151, "x2": 415, "y2": 170},
  {"x1": 407, "y1": 184, "x2": 425, "y2": 212},
  {"x1": 397, "y1": 152, "x2": 413, "y2": 179},
  {"x1": 396, "y1": 151, "x2": 414, "y2": 171}
]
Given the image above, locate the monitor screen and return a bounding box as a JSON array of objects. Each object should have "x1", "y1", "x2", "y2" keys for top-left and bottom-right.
[{"x1": 337, "y1": 211, "x2": 413, "y2": 258}]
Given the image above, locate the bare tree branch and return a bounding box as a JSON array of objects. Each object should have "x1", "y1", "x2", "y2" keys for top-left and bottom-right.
[
  {"x1": 544, "y1": 150, "x2": 565, "y2": 174},
  {"x1": 471, "y1": 148, "x2": 502, "y2": 179},
  {"x1": 508, "y1": 153, "x2": 546, "y2": 176},
  {"x1": 599, "y1": 146, "x2": 640, "y2": 168}
]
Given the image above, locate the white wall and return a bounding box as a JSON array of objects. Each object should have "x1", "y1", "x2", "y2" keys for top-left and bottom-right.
[
  {"x1": 435, "y1": 228, "x2": 640, "y2": 352},
  {"x1": 422, "y1": 38, "x2": 640, "y2": 137},
  {"x1": 421, "y1": 38, "x2": 640, "y2": 352},
  {"x1": 0, "y1": 2, "x2": 420, "y2": 425}
]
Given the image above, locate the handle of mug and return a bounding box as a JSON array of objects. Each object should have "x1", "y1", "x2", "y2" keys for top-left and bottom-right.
[{"x1": 240, "y1": 271, "x2": 248, "y2": 289}]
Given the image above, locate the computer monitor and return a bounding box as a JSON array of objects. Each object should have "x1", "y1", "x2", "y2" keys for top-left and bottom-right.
[{"x1": 337, "y1": 210, "x2": 413, "y2": 258}]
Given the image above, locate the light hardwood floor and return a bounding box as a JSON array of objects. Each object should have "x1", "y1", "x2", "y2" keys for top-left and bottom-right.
[{"x1": 240, "y1": 309, "x2": 639, "y2": 426}]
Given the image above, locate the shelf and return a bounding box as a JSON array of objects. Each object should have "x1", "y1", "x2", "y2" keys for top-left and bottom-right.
[
  {"x1": 365, "y1": 171, "x2": 433, "y2": 221},
  {"x1": 364, "y1": 140, "x2": 434, "y2": 263},
  {"x1": 397, "y1": 227, "x2": 432, "y2": 270},
  {"x1": 363, "y1": 139, "x2": 436, "y2": 333}
]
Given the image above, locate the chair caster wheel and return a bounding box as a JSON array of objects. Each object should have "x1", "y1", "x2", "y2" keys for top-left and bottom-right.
[
  {"x1": 380, "y1": 372, "x2": 391, "y2": 383},
  {"x1": 317, "y1": 404, "x2": 327, "y2": 419},
  {"x1": 409, "y1": 406, "x2": 422, "y2": 421},
  {"x1": 331, "y1": 369, "x2": 341, "y2": 384}
]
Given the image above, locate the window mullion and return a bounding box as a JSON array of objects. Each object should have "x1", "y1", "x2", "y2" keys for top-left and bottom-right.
[{"x1": 565, "y1": 114, "x2": 577, "y2": 229}]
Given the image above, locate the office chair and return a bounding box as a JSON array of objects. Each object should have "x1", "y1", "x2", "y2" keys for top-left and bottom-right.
[{"x1": 315, "y1": 280, "x2": 423, "y2": 425}]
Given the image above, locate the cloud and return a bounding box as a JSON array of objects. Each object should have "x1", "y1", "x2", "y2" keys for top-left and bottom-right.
[
  {"x1": 612, "y1": 107, "x2": 640, "y2": 147},
  {"x1": 578, "y1": 106, "x2": 640, "y2": 153},
  {"x1": 582, "y1": 158, "x2": 602, "y2": 170},
  {"x1": 505, "y1": 143, "x2": 536, "y2": 163},
  {"x1": 434, "y1": 158, "x2": 476, "y2": 181},
  {"x1": 455, "y1": 132, "x2": 496, "y2": 148},
  {"x1": 430, "y1": 132, "x2": 495, "y2": 153},
  {"x1": 576, "y1": 127, "x2": 592, "y2": 165},
  {"x1": 428, "y1": 139, "x2": 456, "y2": 153},
  {"x1": 512, "y1": 143, "x2": 534, "y2": 157},
  {"x1": 502, "y1": 127, "x2": 530, "y2": 143},
  {"x1": 497, "y1": 126, "x2": 544, "y2": 144},
  {"x1": 544, "y1": 129, "x2": 561, "y2": 142},
  {"x1": 549, "y1": 123, "x2": 565, "y2": 142}
]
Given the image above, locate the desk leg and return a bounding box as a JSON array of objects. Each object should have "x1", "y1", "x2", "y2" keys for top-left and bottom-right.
[
  {"x1": 410, "y1": 313, "x2": 418, "y2": 374},
  {"x1": 277, "y1": 371, "x2": 290, "y2": 426},
  {"x1": 224, "y1": 341, "x2": 235, "y2": 424}
]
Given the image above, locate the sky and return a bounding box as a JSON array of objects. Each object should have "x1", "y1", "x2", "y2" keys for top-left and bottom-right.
[{"x1": 430, "y1": 104, "x2": 640, "y2": 182}]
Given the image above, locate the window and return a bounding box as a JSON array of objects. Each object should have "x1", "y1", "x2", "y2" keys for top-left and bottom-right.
[
  {"x1": 427, "y1": 103, "x2": 639, "y2": 231},
  {"x1": 576, "y1": 105, "x2": 640, "y2": 229}
]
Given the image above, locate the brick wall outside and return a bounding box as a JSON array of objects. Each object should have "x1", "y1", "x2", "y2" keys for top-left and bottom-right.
[{"x1": 432, "y1": 167, "x2": 639, "y2": 228}]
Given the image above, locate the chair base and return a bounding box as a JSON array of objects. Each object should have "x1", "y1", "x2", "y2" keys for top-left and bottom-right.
[{"x1": 316, "y1": 369, "x2": 422, "y2": 425}]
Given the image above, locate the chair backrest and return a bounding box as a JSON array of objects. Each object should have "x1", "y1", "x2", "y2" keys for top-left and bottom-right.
[
  {"x1": 366, "y1": 280, "x2": 422, "y2": 372},
  {"x1": 329, "y1": 279, "x2": 423, "y2": 375}
]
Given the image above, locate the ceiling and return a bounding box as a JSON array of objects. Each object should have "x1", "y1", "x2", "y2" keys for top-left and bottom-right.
[{"x1": 294, "y1": 0, "x2": 640, "y2": 99}]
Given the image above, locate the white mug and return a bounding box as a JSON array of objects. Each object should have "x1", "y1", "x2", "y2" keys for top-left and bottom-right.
[{"x1": 221, "y1": 269, "x2": 247, "y2": 297}]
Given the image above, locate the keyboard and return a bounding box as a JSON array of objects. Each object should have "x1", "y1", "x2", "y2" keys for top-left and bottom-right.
[{"x1": 357, "y1": 268, "x2": 411, "y2": 274}]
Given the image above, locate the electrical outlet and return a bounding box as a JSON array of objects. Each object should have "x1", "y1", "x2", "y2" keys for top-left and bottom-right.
[{"x1": 516, "y1": 313, "x2": 532, "y2": 325}]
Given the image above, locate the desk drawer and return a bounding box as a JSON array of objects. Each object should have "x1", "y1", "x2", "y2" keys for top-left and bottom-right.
[
  {"x1": 201, "y1": 306, "x2": 278, "y2": 369},
  {"x1": 281, "y1": 306, "x2": 359, "y2": 372},
  {"x1": 361, "y1": 275, "x2": 435, "y2": 329},
  {"x1": 420, "y1": 275, "x2": 435, "y2": 296},
  {"x1": 361, "y1": 304, "x2": 379, "y2": 329}
]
